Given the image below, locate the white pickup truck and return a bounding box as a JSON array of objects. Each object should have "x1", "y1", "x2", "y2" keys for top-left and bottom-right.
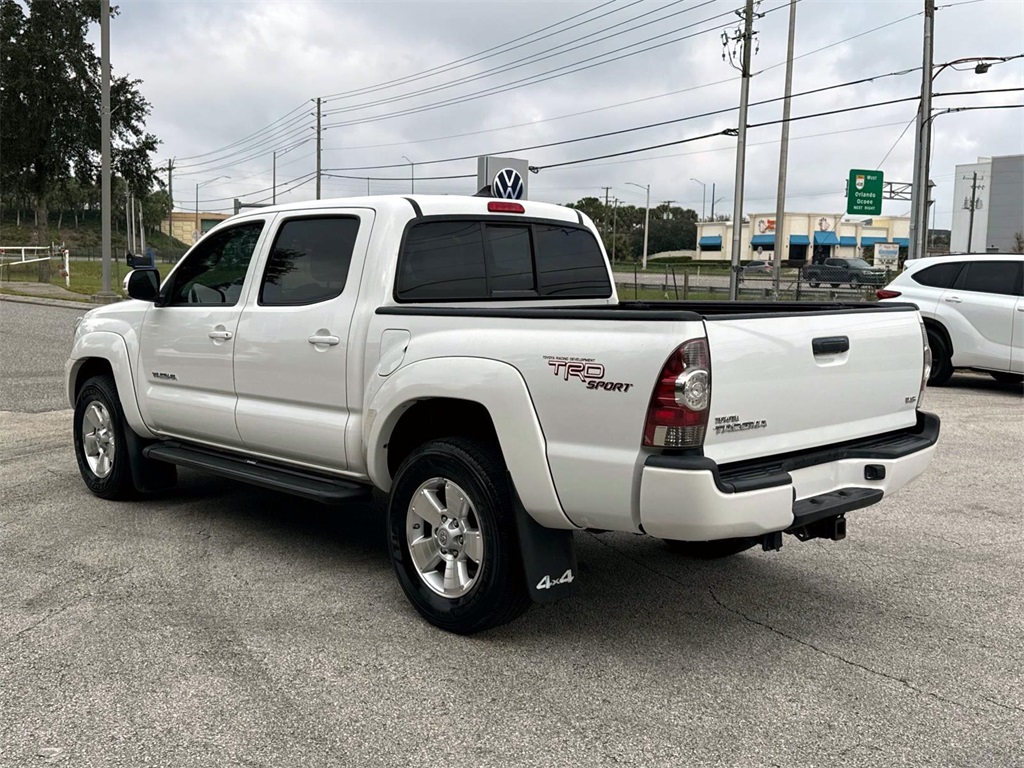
[{"x1": 67, "y1": 195, "x2": 939, "y2": 633}]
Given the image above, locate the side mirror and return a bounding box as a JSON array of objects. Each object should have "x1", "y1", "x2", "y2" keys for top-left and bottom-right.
[{"x1": 126, "y1": 268, "x2": 160, "y2": 302}]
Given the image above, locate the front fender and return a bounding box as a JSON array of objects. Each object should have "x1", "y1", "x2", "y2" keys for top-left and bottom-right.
[
  {"x1": 67, "y1": 331, "x2": 155, "y2": 439},
  {"x1": 365, "y1": 356, "x2": 576, "y2": 531}
]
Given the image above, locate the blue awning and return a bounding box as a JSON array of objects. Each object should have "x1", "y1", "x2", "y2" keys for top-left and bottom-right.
[
  {"x1": 861, "y1": 236, "x2": 887, "y2": 246},
  {"x1": 698, "y1": 235, "x2": 722, "y2": 249},
  {"x1": 814, "y1": 231, "x2": 840, "y2": 246},
  {"x1": 790, "y1": 235, "x2": 810, "y2": 246},
  {"x1": 839, "y1": 236, "x2": 858, "y2": 247},
  {"x1": 750, "y1": 234, "x2": 775, "y2": 246},
  {"x1": 893, "y1": 237, "x2": 910, "y2": 247}
]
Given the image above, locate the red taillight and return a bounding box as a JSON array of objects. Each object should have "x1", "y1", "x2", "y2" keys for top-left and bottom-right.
[
  {"x1": 876, "y1": 289, "x2": 902, "y2": 299},
  {"x1": 642, "y1": 338, "x2": 711, "y2": 449},
  {"x1": 487, "y1": 201, "x2": 525, "y2": 213}
]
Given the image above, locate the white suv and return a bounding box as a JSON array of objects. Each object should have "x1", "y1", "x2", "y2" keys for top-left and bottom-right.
[{"x1": 878, "y1": 254, "x2": 1024, "y2": 385}]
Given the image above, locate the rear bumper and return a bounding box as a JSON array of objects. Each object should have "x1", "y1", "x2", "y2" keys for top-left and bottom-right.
[{"x1": 639, "y1": 411, "x2": 939, "y2": 541}]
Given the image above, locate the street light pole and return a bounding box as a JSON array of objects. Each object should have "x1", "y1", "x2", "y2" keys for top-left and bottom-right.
[
  {"x1": 690, "y1": 178, "x2": 706, "y2": 221},
  {"x1": 772, "y1": 0, "x2": 797, "y2": 298},
  {"x1": 97, "y1": 0, "x2": 114, "y2": 299},
  {"x1": 909, "y1": 0, "x2": 935, "y2": 262},
  {"x1": 628, "y1": 182, "x2": 651, "y2": 270},
  {"x1": 402, "y1": 156, "x2": 415, "y2": 194}
]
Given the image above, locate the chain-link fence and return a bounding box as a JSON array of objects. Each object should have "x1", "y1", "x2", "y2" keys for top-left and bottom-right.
[
  {"x1": 612, "y1": 263, "x2": 897, "y2": 302},
  {"x1": 68, "y1": 246, "x2": 188, "y2": 265}
]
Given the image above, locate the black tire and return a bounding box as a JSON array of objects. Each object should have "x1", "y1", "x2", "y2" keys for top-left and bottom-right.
[
  {"x1": 664, "y1": 537, "x2": 759, "y2": 559},
  {"x1": 927, "y1": 329, "x2": 954, "y2": 386},
  {"x1": 989, "y1": 372, "x2": 1024, "y2": 385},
  {"x1": 830, "y1": 283, "x2": 841, "y2": 288},
  {"x1": 850, "y1": 276, "x2": 860, "y2": 287},
  {"x1": 387, "y1": 437, "x2": 531, "y2": 634},
  {"x1": 809, "y1": 281, "x2": 820, "y2": 288},
  {"x1": 73, "y1": 375, "x2": 139, "y2": 500}
]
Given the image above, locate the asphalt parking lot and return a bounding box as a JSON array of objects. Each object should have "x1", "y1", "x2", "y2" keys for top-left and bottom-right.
[{"x1": 1, "y1": 297, "x2": 1022, "y2": 767}]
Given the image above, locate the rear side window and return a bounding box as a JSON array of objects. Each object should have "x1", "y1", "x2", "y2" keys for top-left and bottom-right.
[
  {"x1": 956, "y1": 261, "x2": 1023, "y2": 297},
  {"x1": 912, "y1": 262, "x2": 963, "y2": 289},
  {"x1": 534, "y1": 224, "x2": 611, "y2": 297},
  {"x1": 260, "y1": 217, "x2": 360, "y2": 305},
  {"x1": 396, "y1": 219, "x2": 610, "y2": 301},
  {"x1": 398, "y1": 221, "x2": 487, "y2": 300}
]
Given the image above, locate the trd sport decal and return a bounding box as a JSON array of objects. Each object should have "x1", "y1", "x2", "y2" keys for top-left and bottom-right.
[{"x1": 544, "y1": 356, "x2": 634, "y2": 393}]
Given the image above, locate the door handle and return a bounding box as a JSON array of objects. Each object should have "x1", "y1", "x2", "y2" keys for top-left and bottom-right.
[
  {"x1": 944, "y1": 296, "x2": 962, "y2": 304},
  {"x1": 812, "y1": 336, "x2": 850, "y2": 355},
  {"x1": 1017, "y1": 306, "x2": 1024, "y2": 312},
  {"x1": 208, "y1": 330, "x2": 233, "y2": 340},
  {"x1": 308, "y1": 334, "x2": 340, "y2": 346}
]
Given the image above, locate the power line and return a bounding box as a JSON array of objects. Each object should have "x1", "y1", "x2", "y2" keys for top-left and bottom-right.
[
  {"x1": 321, "y1": 0, "x2": 715, "y2": 117},
  {"x1": 323, "y1": 172, "x2": 476, "y2": 182},
  {"x1": 175, "y1": 119, "x2": 312, "y2": 171},
  {"x1": 318, "y1": 8, "x2": 928, "y2": 157},
  {"x1": 197, "y1": 171, "x2": 317, "y2": 204},
  {"x1": 323, "y1": 66, "x2": 924, "y2": 173},
  {"x1": 532, "y1": 90, "x2": 1022, "y2": 171},
  {"x1": 320, "y1": 0, "x2": 627, "y2": 101},
  {"x1": 173, "y1": 101, "x2": 308, "y2": 162},
  {"x1": 320, "y1": 1, "x2": 782, "y2": 131},
  {"x1": 177, "y1": 137, "x2": 313, "y2": 178}
]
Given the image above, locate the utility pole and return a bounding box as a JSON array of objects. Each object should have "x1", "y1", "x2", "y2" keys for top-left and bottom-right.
[
  {"x1": 711, "y1": 184, "x2": 717, "y2": 218},
  {"x1": 772, "y1": 0, "x2": 797, "y2": 298},
  {"x1": 315, "y1": 96, "x2": 322, "y2": 200},
  {"x1": 167, "y1": 158, "x2": 175, "y2": 214},
  {"x1": 965, "y1": 171, "x2": 979, "y2": 252},
  {"x1": 909, "y1": 0, "x2": 936, "y2": 261},
  {"x1": 97, "y1": 0, "x2": 114, "y2": 299},
  {"x1": 600, "y1": 186, "x2": 612, "y2": 241},
  {"x1": 611, "y1": 198, "x2": 620, "y2": 263},
  {"x1": 272, "y1": 151, "x2": 277, "y2": 204},
  {"x1": 725, "y1": 0, "x2": 761, "y2": 300}
]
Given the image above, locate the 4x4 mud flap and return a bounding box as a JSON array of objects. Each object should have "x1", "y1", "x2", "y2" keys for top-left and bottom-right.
[{"x1": 512, "y1": 489, "x2": 577, "y2": 604}]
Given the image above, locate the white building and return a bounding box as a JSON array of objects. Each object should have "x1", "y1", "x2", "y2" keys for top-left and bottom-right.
[
  {"x1": 950, "y1": 155, "x2": 1024, "y2": 253},
  {"x1": 696, "y1": 212, "x2": 910, "y2": 263}
]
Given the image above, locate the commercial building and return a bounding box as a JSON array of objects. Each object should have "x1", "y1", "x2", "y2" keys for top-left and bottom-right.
[
  {"x1": 696, "y1": 212, "x2": 910, "y2": 263},
  {"x1": 159, "y1": 211, "x2": 230, "y2": 244},
  {"x1": 949, "y1": 154, "x2": 1024, "y2": 253}
]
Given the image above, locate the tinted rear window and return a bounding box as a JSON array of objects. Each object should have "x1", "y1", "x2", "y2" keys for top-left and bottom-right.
[
  {"x1": 957, "y1": 261, "x2": 1023, "y2": 297},
  {"x1": 534, "y1": 224, "x2": 611, "y2": 297},
  {"x1": 396, "y1": 219, "x2": 610, "y2": 301},
  {"x1": 912, "y1": 262, "x2": 963, "y2": 289},
  {"x1": 397, "y1": 221, "x2": 487, "y2": 300}
]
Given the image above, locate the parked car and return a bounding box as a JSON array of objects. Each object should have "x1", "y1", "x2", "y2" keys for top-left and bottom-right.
[
  {"x1": 878, "y1": 254, "x2": 1024, "y2": 385},
  {"x1": 803, "y1": 257, "x2": 888, "y2": 288},
  {"x1": 740, "y1": 260, "x2": 773, "y2": 280},
  {"x1": 66, "y1": 194, "x2": 938, "y2": 634}
]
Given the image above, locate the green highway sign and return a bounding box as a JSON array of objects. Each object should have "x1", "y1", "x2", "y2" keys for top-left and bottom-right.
[{"x1": 847, "y1": 169, "x2": 883, "y2": 215}]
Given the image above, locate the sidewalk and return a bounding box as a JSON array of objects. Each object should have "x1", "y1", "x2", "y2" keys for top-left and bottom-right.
[{"x1": 0, "y1": 281, "x2": 113, "y2": 310}]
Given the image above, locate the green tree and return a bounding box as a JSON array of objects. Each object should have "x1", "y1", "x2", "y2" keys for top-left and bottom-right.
[{"x1": 0, "y1": 0, "x2": 160, "y2": 244}]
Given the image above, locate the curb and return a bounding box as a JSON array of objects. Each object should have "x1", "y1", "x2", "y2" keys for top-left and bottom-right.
[{"x1": 0, "y1": 292, "x2": 109, "y2": 311}]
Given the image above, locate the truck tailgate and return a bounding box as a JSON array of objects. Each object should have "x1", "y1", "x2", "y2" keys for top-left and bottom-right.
[{"x1": 702, "y1": 308, "x2": 924, "y2": 464}]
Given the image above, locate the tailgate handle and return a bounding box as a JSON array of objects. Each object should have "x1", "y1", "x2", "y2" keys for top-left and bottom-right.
[{"x1": 812, "y1": 336, "x2": 849, "y2": 355}]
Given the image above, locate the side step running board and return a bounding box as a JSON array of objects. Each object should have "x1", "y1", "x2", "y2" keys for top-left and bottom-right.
[{"x1": 143, "y1": 441, "x2": 370, "y2": 504}]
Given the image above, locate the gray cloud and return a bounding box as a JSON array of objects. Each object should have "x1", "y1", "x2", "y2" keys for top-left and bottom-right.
[{"x1": 105, "y1": 0, "x2": 1023, "y2": 225}]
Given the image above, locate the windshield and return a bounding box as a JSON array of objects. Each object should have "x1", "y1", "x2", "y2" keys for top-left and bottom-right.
[{"x1": 846, "y1": 258, "x2": 872, "y2": 269}]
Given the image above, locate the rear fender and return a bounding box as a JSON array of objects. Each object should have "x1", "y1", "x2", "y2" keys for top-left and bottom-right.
[{"x1": 365, "y1": 356, "x2": 575, "y2": 531}]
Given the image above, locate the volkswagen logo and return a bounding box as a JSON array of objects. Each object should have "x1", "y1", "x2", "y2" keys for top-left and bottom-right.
[{"x1": 491, "y1": 167, "x2": 524, "y2": 200}]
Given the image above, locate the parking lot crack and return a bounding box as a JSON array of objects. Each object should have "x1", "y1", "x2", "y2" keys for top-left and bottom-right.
[{"x1": 706, "y1": 587, "x2": 977, "y2": 713}]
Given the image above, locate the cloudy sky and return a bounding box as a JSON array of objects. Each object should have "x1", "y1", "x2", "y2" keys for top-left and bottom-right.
[{"x1": 101, "y1": 0, "x2": 1023, "y2": 226}]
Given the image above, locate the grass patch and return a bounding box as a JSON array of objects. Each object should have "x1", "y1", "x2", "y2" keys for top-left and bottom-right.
[{"x1": 0, "y1": 258, "x2": 127, "y2": 297}]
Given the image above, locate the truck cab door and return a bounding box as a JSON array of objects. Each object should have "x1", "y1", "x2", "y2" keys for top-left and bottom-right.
[
  {"x1": 137, "y1": 220, "x2": 269, "y2": 446},
  {"x1": 233, "y1": 209, "x2": 374, "y2": 470}
]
